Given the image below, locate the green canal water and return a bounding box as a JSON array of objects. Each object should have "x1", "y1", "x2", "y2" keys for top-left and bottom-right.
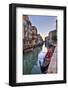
[
  {"x1": 23, "y1": 45, "x2": 42, "y2": 75},
  {"x1": 23, "y1": 44, "x2": 47, "y2": 75}
]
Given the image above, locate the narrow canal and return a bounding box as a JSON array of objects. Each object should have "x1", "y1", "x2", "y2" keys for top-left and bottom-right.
[{"x1": 23, "y1": 43, "x2": 48, "y2": 75}]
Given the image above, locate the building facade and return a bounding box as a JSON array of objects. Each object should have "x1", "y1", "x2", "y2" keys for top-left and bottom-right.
[{"x1": 23, "y1": 15, "x2": 43, "y2": 51}]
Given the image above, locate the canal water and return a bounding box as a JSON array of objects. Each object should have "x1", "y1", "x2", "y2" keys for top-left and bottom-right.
[{"x1": 23, "y1": 43, "x2": 47, "y2": 75}]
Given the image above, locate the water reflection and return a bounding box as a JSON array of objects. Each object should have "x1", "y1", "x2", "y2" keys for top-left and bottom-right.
[
  {"x1": 23, "y1": 43, "x2": 47, "y2": 75},
  {"x1": 37, "y1": 44, "x2": 47, "y2": 67}
]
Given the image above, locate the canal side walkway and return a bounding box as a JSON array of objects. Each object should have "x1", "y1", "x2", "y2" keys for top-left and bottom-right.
[{"x1": 47, "y1": 46, "x2": 57, "y2": 73}]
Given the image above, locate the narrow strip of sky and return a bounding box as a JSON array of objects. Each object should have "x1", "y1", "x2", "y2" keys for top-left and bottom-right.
[{"x1": 29, "y1": 15, "x2": 57, "y2": 37}]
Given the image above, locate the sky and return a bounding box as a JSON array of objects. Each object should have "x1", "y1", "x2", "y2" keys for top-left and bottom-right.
[{"x1": 28, "y1": 15, "x2": 57, "y2": 40}]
